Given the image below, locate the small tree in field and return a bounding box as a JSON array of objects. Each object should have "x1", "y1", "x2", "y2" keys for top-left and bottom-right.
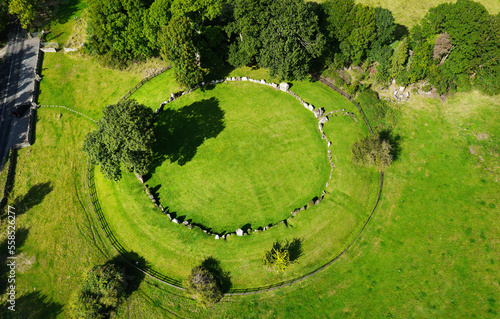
[
  {"x1": 263, "y1": 241, "x2": 291, "y2": 272},
  {"x1": 352, "y1": 133, "x2": 393, "y2": 170},
  {"x1": 185, "y1": 265, "x2": 223, "y2": 308},
  {"x1": 69, "y1": 264, "x2": 126, "y2": 319}
]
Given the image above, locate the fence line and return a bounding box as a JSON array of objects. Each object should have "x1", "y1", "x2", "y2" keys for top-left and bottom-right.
[
  {"x1": 119, "y1": 66, "x2": 172, "y2": 103},
  {"x1": 39, "y1": 105, "x2": 97, "y2": 123},
  {"x1": 311, "y1": 73, "x2": 373, "y2": 135},
  {"x1": 86, "y1": 162, "x2": 384, "y2": 295}
]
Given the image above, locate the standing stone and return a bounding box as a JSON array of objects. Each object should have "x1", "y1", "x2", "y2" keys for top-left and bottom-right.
[
  {"x1": 271, "y1": 83, "x2": 278, "y2": 89},
  {"x1": 260, "y1": 79, "x2": 266, "y2": 84},
  {"x1": 314, "y1": 108, "x2": 324, "y2": 118},
  {"x1": 279, "y1": 82, "x2": 290, "y2": 92},
  {"x1": 319, "y1": 116, "x2": 329, "y2": 124},
  {"x1": 215, "y1": 235, "x2": 220, "y2": 239},
  {"x1": 236, "y1": 228, "x2": 244, "y2": 236},
  {"x1": 303, "y1": 102, "x2": 314, "y2": 112},
  {"x1": 242, "y1": 77, "x2": 248, "y2": 81},
  {"x1": 135, "y1": 172, "x2": 144, "y2": 183},
  {"x1": 172, "y1": 218, "x2": 179, "y2": 224}
]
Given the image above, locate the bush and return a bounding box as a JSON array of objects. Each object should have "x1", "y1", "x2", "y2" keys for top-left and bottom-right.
[
  {"x1": 352, "y1": 134, "x2": 393, "y2": 171},
  {"x1": 185, "y1": 265, "x2": 223, "y2": 308},
  {"x1": 69, "y1": 264, "x2": 126, "y2": 319},
  {"x1": 263, "y1": 241, "x2": 290, "y2": 272},
  {"x1": 422, "y1": 84, "x2": 431, "y2": 92}
]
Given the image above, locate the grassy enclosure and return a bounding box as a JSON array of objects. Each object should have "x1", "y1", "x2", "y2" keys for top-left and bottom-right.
[
  {"x1": 95, "y1": 72, "x2": 379, "y2": 288},
  {"x1": 0, "y1": 0, "x2": 498, "y2": 317}
]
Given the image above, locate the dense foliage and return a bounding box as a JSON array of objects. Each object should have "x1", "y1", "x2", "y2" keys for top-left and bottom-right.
[
  {"x1": 263, "y1": 241, "x2": 291, "y2": 272},
  {"x1": 352, "y1": 134, "x2": 393, "y2": 171},
  {"x1": 185, "y1": 265, "x2": 223, "y2": 308},
  {"x1": 81, "y1": 0, "x2": 498, "y2": 94},
  {"x1": 69, "y1": 264, "x2": 126, "y2": 319},
  {"x1": 83, "y1": 99, "x2": 155, "y2": 181},
  {"x1": 227, "y1": 0, "x2": 324, "y2": 80}
]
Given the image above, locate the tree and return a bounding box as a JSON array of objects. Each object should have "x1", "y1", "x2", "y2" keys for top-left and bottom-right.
[
  {"x1": 143, "y1": 0, "x2": 172, "y2": 52},
  {"x1": 69, "y1": 264, "x2": 126, "y2": 319},
  {"x1": 8, "y1": 0, "x2": 38, "y2": 28},
  {"x1": 83, "y1": 99, "x2": 155, "y2": 181},
  {"x1": 86, "y1": 0, "x2": 153, "y2": 64},
  {"x1": 352, "y1": 134, "x2": 393, "y2": 171},
  {"x1": 185, "y1": 265, "x2": 223, "y2": 308},
  {"x1": 228, "y1": 0, "x2": 324, "y2": 80},
  {"x1": 258, "y1": 0, "x2": 325, "y2": 79},
  {"x1": 159, "y1": 16, "x2": 203, "y2": 88},
  {"x1": 0, "y1": 0, "x2": 10, "y2": 35},
  {"x1": 391, "y1": 37, "x2": 408, "y2": 80}
]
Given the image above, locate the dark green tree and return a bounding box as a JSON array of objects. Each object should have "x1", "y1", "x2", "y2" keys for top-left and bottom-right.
[
  {"x1": 69, "y1": 264, "x2": 126, "y2": 319},
  {"x1": 159, "y1": 16, "x2": 203, "y2": 88},
  {"x1": 228, "y1": 0, "x2": 324, "y2": 80},
  {"x1": 0, "y1": 0, "x2": 10, "y2": 35},
  {"x1": 86, "y1": 0, "x2": 153, "y2": 63},
  {"x1": 258, "y1": 0, "x2": 325, "y2": 79},
  {"x1": 83, "y1": 99, "x2": 155, "y2": 181},
  {"x1": 143, "y1": 0, "x2": 172, "y2": 52}
]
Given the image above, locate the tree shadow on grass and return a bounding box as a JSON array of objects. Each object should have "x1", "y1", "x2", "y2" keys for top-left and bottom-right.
[
  {"x1": 0, "y1": 291, "x2": 63, "y2": 318},
  {"x1": 201, "y1": 256, "x2": 232, "y2": 293},
  {"x1": 11, "y1": 182, "x2": 53, "y2": 217},
  {"x1": 379, "y1": 129, "x2": 402, "y2": 162},
  {"x1": 152, "y1": 97, "x2": 225, "y2": 171}
]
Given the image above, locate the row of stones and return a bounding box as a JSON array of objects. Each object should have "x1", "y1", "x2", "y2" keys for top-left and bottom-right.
[
  {"x1": 39, "y1": 105, "x2": 97, "y2": 123},
  {"x1": 143, "y1": 77, "x2": 357, "y2": 239}
]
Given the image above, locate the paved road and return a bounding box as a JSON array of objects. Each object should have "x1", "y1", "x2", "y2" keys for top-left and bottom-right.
[{"x1": 0, "y1": 22, "x2": 39, "y2": 170}]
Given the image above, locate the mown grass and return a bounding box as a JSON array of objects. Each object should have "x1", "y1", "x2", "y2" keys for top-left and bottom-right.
[
  {"x1": 96, "y1": 71, "x2": 378, "y2": 288},
  {"x1": 116, "y1": 88, "x2": 499, "y2": 319}
]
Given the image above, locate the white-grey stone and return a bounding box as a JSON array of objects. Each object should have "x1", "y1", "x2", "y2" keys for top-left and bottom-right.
[
  {"x1": 260, "y1": 79, "x2": 266, "y2": 84},
  {"x1": 314, "y1": 108, "x2": 324, "y2": 118},
  {"x1": 242, "y1": 77, "x2": 248, "y2": 81},
  {"x1": 215, "y1": 235, "x2": 220, "y2": 239},
  {"x1": 399, "y1": 86, "x2": 405, "y2": 92},
  {"x1": 303, "y1": 102, "x2": 314, "y2": 112},
  {"x1": 231, "y1": 77, "x2": 236, "y2": 81},
  {"x1": 271, "y1": 83, "x2": 278, "y2": 89},
  {"x1": 319, "y1": 116, "x2": 329, "y2": 124},
  {"x1": 279, "y1": 82, "x2": 290, "y2": 92},
  {"x1": 172, "y1": 218, "x2": 179, "y2": 224},
  {"x1": 236, "y1": 228, "x2": 244, "y2": 236},
  {"x1": 226, "y1": 77, "x2": 231, "y2": 81}
]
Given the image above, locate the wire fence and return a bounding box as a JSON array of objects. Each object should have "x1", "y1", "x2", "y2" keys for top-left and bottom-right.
[
  {"x1": 118, "y1": 66, "x2": 172, "y2": 104},
  {"x1": 86, "y1": 163, "x2": 184, "y2": 289},
  {"x1": 86, "y1": 162, "x2": 384, "y2": 295}
]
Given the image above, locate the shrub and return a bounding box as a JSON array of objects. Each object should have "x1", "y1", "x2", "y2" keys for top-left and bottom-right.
[
  {"x1": 422, "y1": 84, "x2": 431, "y2": 92},
  {"x1": 69, "y1": 264, "x2": 126, "y2": 319},
  {"x1": 185, "y1": 265, "x2": 223, "y2": 308},
  {"x1": 263, "y1": 241, "x2": 290, "y2": 272},
  {"x1": 352, "y1": 134, "x2": 393, "y2": 171}
]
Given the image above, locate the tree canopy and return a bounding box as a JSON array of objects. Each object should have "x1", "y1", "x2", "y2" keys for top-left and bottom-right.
[
  {"x1": 185, "y1": 265, "x2": 223, "y2": 308},
  {"x1": 83, "y1": 99, "x2": 155, "y2": 181},
  {"x1": 69, "y1": 264, "x2": 126, "y2": 319}
]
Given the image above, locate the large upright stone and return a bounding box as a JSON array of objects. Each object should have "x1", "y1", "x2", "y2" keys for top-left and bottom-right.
[
  {"x1": 303, "y1": 102, "x2": 314, "y2": 112},
  {"x1": 319, "y1": 116, "x2": 329, "y2": 124},
  {"x1": 314, "y1": 107, "x2": 324, "y2": 118},
  {"x1": 242, "y1": 77, "x2": 248, "y2": 81},
  {"x1": 279, "y1": 82, "x2": 290, "y2": 92},
  {"x1": 236, "y1": 228, "x2": 244, "y2": 236}
]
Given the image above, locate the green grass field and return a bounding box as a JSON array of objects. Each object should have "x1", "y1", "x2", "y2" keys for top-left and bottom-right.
[
  {"x1": 94, "y1": 70, "x2": 379, "y2": 288},
  {"x1": 0, "y1": 0, "x2": 498, "y2": 317}
]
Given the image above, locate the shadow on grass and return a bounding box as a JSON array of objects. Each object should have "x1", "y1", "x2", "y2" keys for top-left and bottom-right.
[
  {"x1": 152, "y1": 97, "x2": 225, "y2": 170},
  {"x1": 269, "y1": 238, "x2": 303, "y2": 263},
  {"x1": 379, "y1": 129, "x2": 402, "y2": 162},
  {"x1": 0, "y1": 228, "x2": 29, "y2": 294},
  {"x1": 201, "y1": 256, "x2": 232, "y2": 293},
  {"x1": 12, "y1": 182, "x2": 53, "y2": 216},
  {"x1": 104, "y1": 251, "x2": 146, "y2": 298},
  {"x1": 0, "y1": 291, "x2": 63, "y2": 318}
]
